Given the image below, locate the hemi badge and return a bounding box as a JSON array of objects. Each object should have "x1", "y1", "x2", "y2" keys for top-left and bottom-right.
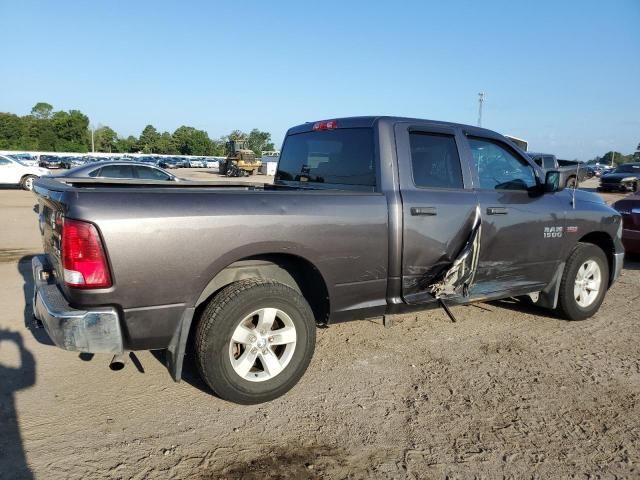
[{"x1": 567, "y1": 226, "x2": 578, "y2": 233}]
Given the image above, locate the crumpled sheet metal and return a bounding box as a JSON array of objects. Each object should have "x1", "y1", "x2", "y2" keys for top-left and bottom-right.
[{"x1": 429, "y1": 205, "x2": 482, "y2": 298}]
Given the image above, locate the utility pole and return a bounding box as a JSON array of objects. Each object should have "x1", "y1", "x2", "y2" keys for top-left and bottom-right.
[
  {"x1": 611, "y1": 151, "x2": 615, "y2": 167},
  {"x1": 477, "y1": 92, "x2": 485, "y2": 127}
]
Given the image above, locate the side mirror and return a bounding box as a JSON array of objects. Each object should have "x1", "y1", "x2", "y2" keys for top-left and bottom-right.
[{"x1": 544, "y1": 170, "x2": 561, "y2": 193}]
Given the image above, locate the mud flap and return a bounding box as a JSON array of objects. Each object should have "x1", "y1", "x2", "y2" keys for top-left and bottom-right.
[
  {"x1": 166, "y1": 307, "x2": 195, "y2": 382},
  {"x1": 429, "y1": 205, "x2": 482, "y2": 299}
]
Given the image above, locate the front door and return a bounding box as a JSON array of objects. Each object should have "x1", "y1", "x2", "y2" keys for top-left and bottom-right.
[
  {"x1": 395, "y1": 123, "x2": 480, "y2": 304},
  {"x1": 463, "y1": 135, "x2": 566, "y2": 296}
]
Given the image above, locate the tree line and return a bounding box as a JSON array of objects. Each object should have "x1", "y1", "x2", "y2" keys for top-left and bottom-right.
[
  {"x1": 0, "y1": 102, "x2": 275, "y2": 156},
  {"x1": 585, "y1": 147, "x2": 640, "y2": 166}
]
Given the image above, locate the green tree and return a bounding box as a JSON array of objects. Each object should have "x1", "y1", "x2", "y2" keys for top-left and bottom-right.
[
  {"x1": 246, "y1": 128, "x2": 274, "y2": 155},
  {"x1": 601, "y1": 151, "x2": 633, "y2": 166},
  {"x1": 51, "y1": 110, "x2": 90, "y2": 151},
  {"x1": 30, "y1": 102, "x2": 54, "y2": 120},
  {"x1": 94, "y1": 126, "x2": 118, "y2": 152},
  {"x1": 139, "y1": 125, "x2": 160, "y2": 153},
  {"x1": 0, "y1": 113, "x2": 23, "y2": 149},
  {"x1": 155, "y1": 131, "x2": 177, "y2": 154},
  {"x1": 114, "y1": 135, "x2": 139, "y2": 153},
  {"x1": 173, "y1": 126, "x2": 213, "y2": 155}
]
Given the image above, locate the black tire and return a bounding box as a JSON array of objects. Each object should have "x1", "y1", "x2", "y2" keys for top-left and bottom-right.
[
  {"x1": 556, "y1": 243, "x2": 609, "y2": 321},
  {"x1": 20, "y1": 175, "x2": 37, "y2": 191},
  {"x1": 195, "y1": 279, "x2": 316, "y2": 404},
  {"x1": 565, "y1": 176, "x2": 577, "y2": 188}
]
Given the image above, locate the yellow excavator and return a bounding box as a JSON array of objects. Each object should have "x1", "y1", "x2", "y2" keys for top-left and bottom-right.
[{"x1": 220, "y1": 140, "x2": 262, "y2": 176}]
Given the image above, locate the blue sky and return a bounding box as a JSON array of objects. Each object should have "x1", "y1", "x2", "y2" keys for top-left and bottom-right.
[{"x1": 1, "y1": 0, "x2": 638, "y2": 159}]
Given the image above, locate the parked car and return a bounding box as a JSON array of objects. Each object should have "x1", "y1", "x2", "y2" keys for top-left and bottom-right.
[
  {"x1": 188, "y1": 158, "x2": 205, "y2": 168},
  {"x1": 158, "y1": 158, "x2": 181, "y2": 169},
  {"x1": 38, "y1": 155, "x2": 64, "y2": 169},
  {"x1": 599, "y1": 163, "x2": 640, "y2": 192},
  {"x1": 59, "y1": 161, "x2": 178, "y2": 181},
  {"x1": 31, "y1": 116, "x2": 624, "y2": 405},
  {"x1": 8, "y1": 153, "x2": 38, "y2": 167},
  {"x1": 612, "y1": 192, "x2": 640, "y2": 253},
  {"x1": 528, "y1": 153, "x2": 588, "y2": 188},
  {"x1": 0, "y1": 154, "x2": 50, "y2": 190}
]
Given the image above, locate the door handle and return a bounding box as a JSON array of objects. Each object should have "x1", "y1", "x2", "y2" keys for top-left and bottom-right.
[
  {"x1": 411, "y1": 206, "x2": 437, "y2": 216},
  {"x1": 487, "y1": 207, "x2": 508, "y2": 215}
]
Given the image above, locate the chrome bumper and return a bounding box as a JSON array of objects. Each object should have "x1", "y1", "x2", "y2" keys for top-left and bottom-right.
[
  {"x1": 31, "y1": 255, "x2": 123, "y2": 354},
  {"x1": 611, "y1": 251, "x2": 624, "y2": 285}
]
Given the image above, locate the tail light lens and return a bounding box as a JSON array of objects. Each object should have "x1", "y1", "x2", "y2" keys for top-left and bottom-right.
[{"x1": 62, "y1": 218, "x2": 112, "y2": 288}]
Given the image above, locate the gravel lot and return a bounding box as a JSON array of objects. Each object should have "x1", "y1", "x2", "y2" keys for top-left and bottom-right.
[{"x1": 0, "y1": 174, "x2": 638, "y2": 479}]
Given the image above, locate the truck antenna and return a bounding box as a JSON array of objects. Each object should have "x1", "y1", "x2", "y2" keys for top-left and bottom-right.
[{"x1": 571, "y1": 162, "x2": 580, "y2": 209}]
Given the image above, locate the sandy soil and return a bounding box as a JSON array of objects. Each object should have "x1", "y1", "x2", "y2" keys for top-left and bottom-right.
[{"x1": 0, "y1": 177, "x2": 638, "y2": 479}]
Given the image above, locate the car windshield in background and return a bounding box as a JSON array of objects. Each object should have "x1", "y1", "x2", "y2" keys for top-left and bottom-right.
[
  {"x1": 614, "y1": 164, "x2": 640, "y2": 173},
  {"x1": 275, "y1": 128, "x2": 376, "y2": 190}
]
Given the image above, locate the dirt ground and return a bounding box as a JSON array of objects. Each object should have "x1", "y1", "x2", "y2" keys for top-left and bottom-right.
[{"x1": 0, "y1": 175, "x2": 638, "y2": 479}]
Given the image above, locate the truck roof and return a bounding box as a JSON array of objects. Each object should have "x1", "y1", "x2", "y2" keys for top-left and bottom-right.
[{"x1": 286, "y1": 115, "x2": 505, "y2": 139}]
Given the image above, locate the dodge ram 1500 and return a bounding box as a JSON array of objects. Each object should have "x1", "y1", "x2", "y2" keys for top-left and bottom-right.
[{"x1": 31, "y1": 116, "x2": 624, "y2": 404}]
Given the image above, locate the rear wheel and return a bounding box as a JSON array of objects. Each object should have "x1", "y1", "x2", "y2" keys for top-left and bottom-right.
[
  {"x1": 565, "y1": 176, "x2": 577, "y2": 188},
  {"x1": 556, "y1": 243, "x2": 609, "y2": 320},
  {"x1": 195, "y1": 279, "x2": 316, "y2": 404},
  {"x1": 20, "y1": 175, "x2": 37, "y2": 191}
]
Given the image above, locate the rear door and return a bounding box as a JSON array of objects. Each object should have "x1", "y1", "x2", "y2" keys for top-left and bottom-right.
[
  {"x1": 395, "y1": 123, "x2": 480, "y2": 304},
  {"x1": 462, "y1": 134, "x2": 566, "y2": 295}
]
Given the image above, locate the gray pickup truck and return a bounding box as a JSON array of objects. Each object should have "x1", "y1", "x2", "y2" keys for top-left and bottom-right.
[
  {"x1": 31, "y1": 116, "x2": 624, "y2": 404},
  {"x1": 528, "y1": 152, "x2": 589, "y2": 188}
]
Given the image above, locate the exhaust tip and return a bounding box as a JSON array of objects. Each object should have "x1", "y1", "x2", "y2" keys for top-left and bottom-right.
[{"x1": 109, "y1": 354, "x2": 127, "y2": 371}]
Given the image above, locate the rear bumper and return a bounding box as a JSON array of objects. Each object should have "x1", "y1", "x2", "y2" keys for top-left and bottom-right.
[{"x1": 31, "y1": 255, "x2": 123, "y2": 354}]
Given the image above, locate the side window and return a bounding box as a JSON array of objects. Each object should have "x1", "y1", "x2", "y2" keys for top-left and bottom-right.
[
  {"x1": 0, "y1": 158, "x2": 11, "y2": 166},
  {"x1": 409, "y1": 132, "x2": 463, "y2": 189},
  {"x1": 469, "y1": 137, "x2": 537, "y2": 191},
  {"x1": 88, "y1": 168, "x2": 101, "y2": 177},
  {"x1": 98, "y1": 165, "x2": 134, "y2": 178},
  {"x1": 543, "y1": 156, "x2": 556, "y2": 169},
  {"x1": 135, "y1": 166, "x2": 170, "y2": 180}
]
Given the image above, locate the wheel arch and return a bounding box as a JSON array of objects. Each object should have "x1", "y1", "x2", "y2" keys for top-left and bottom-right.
[
  {"x1": 577, "y1": 231, "x2": 615, "y2": 286},
  {"x1": 195, "y1": 253, "x2": 330, "y2": 325}
]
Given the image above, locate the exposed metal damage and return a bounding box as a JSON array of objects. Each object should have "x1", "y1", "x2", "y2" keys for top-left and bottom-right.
[{"x1": 429, "y1": 205, "x2": 482, "y2": 299}]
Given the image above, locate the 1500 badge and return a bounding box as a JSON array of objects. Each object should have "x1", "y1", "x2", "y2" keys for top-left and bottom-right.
[{"x1": 544, "y1": 226, "x2": 563, "y2": 238}]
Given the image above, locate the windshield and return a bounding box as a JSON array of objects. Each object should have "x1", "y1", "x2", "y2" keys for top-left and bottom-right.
[
  {"x1": 614, "y1": 164, "x2": 640, "y2": 173},
  {"x1": 275, "y1": 128, "x2": 376, "y2": 190}
]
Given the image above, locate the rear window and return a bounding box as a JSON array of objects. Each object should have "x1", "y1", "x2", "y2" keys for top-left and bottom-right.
[{"x1": 275, "y1": 128, "x2": 376, "y2": 190}]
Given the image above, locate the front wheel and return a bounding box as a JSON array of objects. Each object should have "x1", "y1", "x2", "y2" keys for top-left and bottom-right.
[
  {"x1": 195, "y1": 279, "x2": 316, "y2": 404},
  {"x1": 556, "y1": 243, "x2": 609, "y2": 321},
  {"x1": 20, "y1": 175, "x2": 37, "y2": 191}
]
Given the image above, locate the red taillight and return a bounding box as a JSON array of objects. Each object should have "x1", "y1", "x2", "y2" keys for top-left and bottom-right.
[
  {"x1": 62, "y1": 218, "x2": 112, "y2": 288},
  {"x1": 312, "y1": 119, "x2": 338, "y2": 131}
]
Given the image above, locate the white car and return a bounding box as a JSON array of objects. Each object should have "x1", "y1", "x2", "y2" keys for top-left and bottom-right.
[{"x1": 0, "y1": 155, "x2": 50, "y2": 191}]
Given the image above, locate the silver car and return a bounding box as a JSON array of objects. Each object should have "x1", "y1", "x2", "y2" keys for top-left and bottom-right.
[{"x1": 59, "y1": 161, "x2": 179, "y2": 181}]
